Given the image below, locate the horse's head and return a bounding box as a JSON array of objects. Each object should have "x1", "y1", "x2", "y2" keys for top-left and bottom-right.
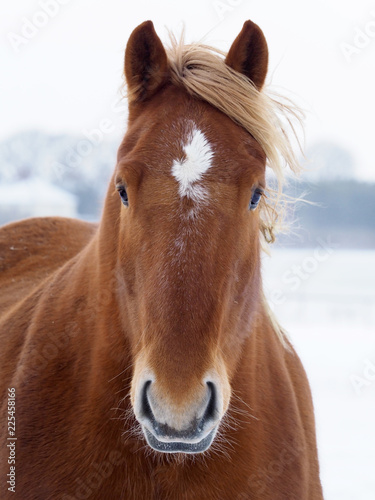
[{"x1": 115, "y1": 20, "x2": 270, "y2": 454}]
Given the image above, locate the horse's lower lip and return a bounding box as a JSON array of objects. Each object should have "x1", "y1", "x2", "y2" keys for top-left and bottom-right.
[{"x1": 143, "y1": 427, "x2": 217, "y2": 454}]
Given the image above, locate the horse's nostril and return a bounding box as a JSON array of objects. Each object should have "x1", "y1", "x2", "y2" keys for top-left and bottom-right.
[
  {"x1": 140, "y1": 380, "x2": 153, "y2": 421},
  {"x1": 202, "y1": 381, "x2": 217, "y2": 424}
]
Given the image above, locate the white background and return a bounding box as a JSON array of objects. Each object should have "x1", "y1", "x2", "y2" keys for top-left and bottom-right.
[{"x1": 1, "y1": 0, "x2": 375, "y2": 180}]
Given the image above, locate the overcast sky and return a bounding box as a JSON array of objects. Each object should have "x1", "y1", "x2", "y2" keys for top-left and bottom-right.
[{"x1": 1, "y1": 0, "x2": 374, "y2": 180}]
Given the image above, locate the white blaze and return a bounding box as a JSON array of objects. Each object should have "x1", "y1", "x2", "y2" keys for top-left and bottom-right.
[{"x1": 172, "y1": 128, "x2": 213, "y2": 202}]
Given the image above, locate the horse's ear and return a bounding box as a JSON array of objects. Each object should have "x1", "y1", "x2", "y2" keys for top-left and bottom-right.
[
  {"x1": 225, "y1": 20, "x2": 268, "y2": 91},
  {"x1": 125, "y1": 21, "x2": 169, "y2": 102}
]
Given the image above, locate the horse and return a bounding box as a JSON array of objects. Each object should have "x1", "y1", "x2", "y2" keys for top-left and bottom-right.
[{"x1": 0, "y1": 20, "x2": 324, "y2": 500}]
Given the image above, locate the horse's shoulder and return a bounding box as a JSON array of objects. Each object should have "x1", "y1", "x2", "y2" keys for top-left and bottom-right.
[{"x1": 0, "y1": 216, "x2": 97, "y2": 314}]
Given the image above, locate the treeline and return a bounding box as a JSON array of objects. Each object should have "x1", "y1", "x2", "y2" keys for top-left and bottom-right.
[
  {"x1": 279, "y1": 180, "x2": 375, "y2": 248},
  {"x1": 0, "y1": 131, "x2": 374, "y2": 247},
  {"x1": 0, "y1": 130, "x2": 117, "y2": 218}
]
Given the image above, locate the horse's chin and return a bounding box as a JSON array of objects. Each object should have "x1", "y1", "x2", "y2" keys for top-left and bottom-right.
[{"x1": 143, "y1": 426, "x2": 218, "y2": 454}]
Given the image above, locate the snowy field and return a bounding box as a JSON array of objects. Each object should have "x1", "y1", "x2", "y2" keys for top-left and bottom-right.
[{"x1": 262, "y1": 248, "x2": 375, "y2": 500}]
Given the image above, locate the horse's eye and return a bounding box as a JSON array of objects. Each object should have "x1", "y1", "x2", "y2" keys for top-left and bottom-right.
[
  {"x1": 249, "y1": 188, "x2": 263, "y2": 211},
  {"x1": 117, "y1": 186, "x2": 129, "y2": 207}
]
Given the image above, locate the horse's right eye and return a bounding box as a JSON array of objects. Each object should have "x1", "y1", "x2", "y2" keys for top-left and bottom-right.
[
  {"x1": 117, "y1": 186, "x2": 129, "y2": 207},
  {"x1": 249, "y1": 188, "x2": 263, "y2": 211}
]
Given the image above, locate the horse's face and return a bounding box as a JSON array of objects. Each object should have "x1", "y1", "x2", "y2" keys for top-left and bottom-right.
[{"x1": 115, "y1": 20, "x2": 268, "y2": 454}]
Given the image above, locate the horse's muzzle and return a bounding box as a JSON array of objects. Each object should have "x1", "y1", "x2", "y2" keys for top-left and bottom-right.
[{"x1": 136, "y1": 380, "x2": 220, "y2": 453}]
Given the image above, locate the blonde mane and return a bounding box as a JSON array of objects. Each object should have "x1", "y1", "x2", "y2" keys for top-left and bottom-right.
[{"x1": 166, "y1": 33, "x2": 304, "y2": 248}]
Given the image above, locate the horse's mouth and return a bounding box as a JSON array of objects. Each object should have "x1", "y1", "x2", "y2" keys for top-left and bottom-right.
[{"x1": 143, "y1": 427, "x2": 217, "y2": 454}]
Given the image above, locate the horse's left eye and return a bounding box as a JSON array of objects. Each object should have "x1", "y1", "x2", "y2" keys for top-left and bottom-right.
[
  {"x1": 117, "y1": 186, "x2": 129, "y2": 207},
  {"x1": 249, "y1": 188, "x2": 263, "y2": 211}
]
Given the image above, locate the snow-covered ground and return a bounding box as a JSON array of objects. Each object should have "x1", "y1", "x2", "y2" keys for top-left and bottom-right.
[{"x1": 263, "y1": 248, "x2": 375, "y2": 500}]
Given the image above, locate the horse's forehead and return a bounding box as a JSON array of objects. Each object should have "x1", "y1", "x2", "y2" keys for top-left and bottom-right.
[{"x1": 127, "y1": 111, "x2": 264, "y2": 214}]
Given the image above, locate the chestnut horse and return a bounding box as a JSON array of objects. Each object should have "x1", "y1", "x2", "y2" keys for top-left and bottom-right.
[{"x1": 0, "y1": 20, "x2": 324, "y2": 500}]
